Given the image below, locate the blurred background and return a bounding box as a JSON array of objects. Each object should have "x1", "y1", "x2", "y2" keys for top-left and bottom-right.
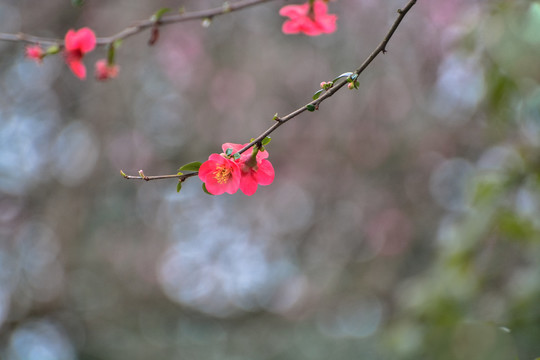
[{"x1": 1, "y1": 0, "x2": 540, "y2": 359}]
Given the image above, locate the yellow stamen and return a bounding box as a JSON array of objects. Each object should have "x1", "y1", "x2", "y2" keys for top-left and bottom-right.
[{"x1": 213, "y1": 165, "x2": 232, "y2": 184}]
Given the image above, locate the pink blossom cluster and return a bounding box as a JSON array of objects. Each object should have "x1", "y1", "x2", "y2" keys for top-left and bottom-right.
[
  {"x1": 25, "y1": 27, "x2": 118, "y2": 81},
  {"x1": 199, "y1": 143, "x2": 275, "y2": 196},
  {"x1": 25, "y1": 1, "x2": 337, "y2": 82}
]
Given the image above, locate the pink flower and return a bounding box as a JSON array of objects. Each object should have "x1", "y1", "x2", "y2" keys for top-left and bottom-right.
[
  {"x1": 25, "y1": 45, "x2": 44, "y2": 63},
  {"x1": 95, "y1": 59, "x2": 119, "y2": 81},
  {"x1": 64, "y1": 27, "x2": 96, "y2": 79},
  {"x1": 222, "y1": 143, "x2": 275, "y2": 196},
  {"x1": 198, "y1": 154, "x2": 242, "y2": 195},
  {"x1": 279, "y1": 0, "x2": 337, "y2": 36}
]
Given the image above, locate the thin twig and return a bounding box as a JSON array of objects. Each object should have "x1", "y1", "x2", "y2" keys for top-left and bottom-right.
[
  {"x1": 122, "y1": 0, "x2": 417, "y2": 182},
  {"x1": 121, "y1": 171, "x2": 199, "y2": 182},
  {"x1": 236, "y1": 0, "x2": 418, "y2": 155},
  {"x1": 0, "y1": 0, "x2": 278, "y2": 46}
]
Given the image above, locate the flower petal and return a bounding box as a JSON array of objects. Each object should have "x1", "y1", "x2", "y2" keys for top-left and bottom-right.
[
  {"x1": 256, "y1": 149, "x2": 269, "y2": 160},
  {"x1": 75, "y1": 27, "x2": 96, "y2": 53},
  {"x1": 198, "y1": 159, "x2": 217, "y2": 182},
  {"x1": 67, "y1": 59, "x2": 86, "y2": 79},
  {"x1": 279, "y1": 3, "x2": 309, "y2": 19},
  {"x1": 239, "y1": 171, "x2": 259, "y2": 196},
  {"x1": 255, "y1": 160, "x2": 275, "y2": 186},
  {"x1": 222, "y1": 142, "x2": 245, "y2": 154},
  {"x1": 317, "y1": 14, "x2": 338, "y2": 33},
  {"x1": 64, "y1": 30, "x2": 77, "y2": 51},
  {"x1": 312, "y1": 0, "x2": 329, "y2": 16},
  {"x1": 64, "y1": 28, "x2": 96, "y2": 53}
]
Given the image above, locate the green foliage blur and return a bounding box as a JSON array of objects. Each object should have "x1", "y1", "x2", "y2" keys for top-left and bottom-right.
[{"x1": 0, "y1": 0, "x2": 539, "y2": 359}]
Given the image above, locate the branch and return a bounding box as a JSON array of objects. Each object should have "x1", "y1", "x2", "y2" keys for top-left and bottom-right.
[
  {"x1": 120, "y1": 170, "x2": 199, "y2": 182},
  {"x1": 0, "y1": 0, "x2": 278, "y2": 46},
  {"x1": 122, "y1": 0, "x2": 418, "y2": 183}
]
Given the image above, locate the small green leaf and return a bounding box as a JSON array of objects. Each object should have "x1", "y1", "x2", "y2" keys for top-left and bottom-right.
[
  {"x1": 46, "y1": 44, "x2": 60, "y2": 55},
  {"x1": 262, "y1": 137, "x2": 271, "y2": 146},
  {"x1": 233, "y1": 153, "x2": 241, "y2": 160},
  {"x1": 312, "y1": 89, "x2": 324, "y2": 100},
  {"x1": 472, "y1": 180, "x2": 501, "y2": 205},
  {"x1": 306, "y1": 104, "x2": 316, "y2": 112},
  {"x1": 225, "y1": 148, "x2": 233, "y2": 157},
  {"x1": 176, "y1": 181, "x2": 182, "y2": 193},
  {"x1": 202, "y1": 183, "x2": 214, "y2": 195},
  {"x1": 177, "y1": 171, "x2": 183, "y2": 176},
  {"x1": 151, "y1": 7, "x2": 171, "y2": 22},
  {"x1": 332, "y1": 72, "x2": 353, "y2": 82},
  {"x1": 178, "y1": 161, "x2": 202, "y2": 172},
  {"x1": 497, "y1": 210, "x2": 536, "y2": 241},
  {"x1": 120, "y1": 170, "x2": 127, "y2": 177}
]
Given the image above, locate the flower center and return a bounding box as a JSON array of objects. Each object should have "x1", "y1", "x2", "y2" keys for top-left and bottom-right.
[{"x1": 213, "y1": 165, "x2": 232, "y2": 184}]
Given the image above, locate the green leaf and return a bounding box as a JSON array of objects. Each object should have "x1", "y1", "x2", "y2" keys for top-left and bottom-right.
[
  {"x1": 332, "y1": 72, "x2": 353, "y2": 82},
  {"x1": 202, "y1": 183, "x2": 213, "y2": 195},
  {"x1": 46, "y1": 44, "x2": 60, "y2": 55},
  {"x1": 306, "y1": 104, "x2": 316, "y2": 112},
  {"x1": 178, "y1": 161, "x2": 202, "y2": 172},
  {"x1": 472, "y1": 180, "x2": 501, "y2": 205},
  {"x1": 313, "y1": 89, "x2": 324, "y2": 100},
  {"x1": 262, "y1": 137, "x2": 271, "y2": 146},
  {"x1": 176, "y1": 181, "x2": 182, "y2": 193},
  {"x1": 225, "y1": 148, "x2": 233, "y2": 157},
  {"x1": 151, "y1": 7, "x2": 171, "y2": 22},
  {"x1": 497, "y1": 210, "x2": 537, "y2": 241},
  {"x1": 233, "y1": 153, "x2": 241, "y2": 160}
]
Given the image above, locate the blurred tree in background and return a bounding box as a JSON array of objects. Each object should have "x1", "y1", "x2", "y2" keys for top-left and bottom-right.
[{"x1": 0, "y1": 0, "x2": 540, "y2": 359}]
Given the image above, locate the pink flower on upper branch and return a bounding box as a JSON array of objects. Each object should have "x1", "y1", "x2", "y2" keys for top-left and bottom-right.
[
  {"x1": 222, "y1": 143, "x2": 275, "y2": 196},
  {"x1": 279, "y1": 0, "x2": 337, "y2": 36},
  {"x1": 95, "y1": 59, "x2": 119, "y2": 81},
  {"x1": 64, "y1": 27, "x2": 96, "y2": 79},
  {"x1": 199, "y1": 154, "x2": 242, "y2": 195},
  {"x1": 25, "y1": 45, "x2": 44, "y2": 63}
]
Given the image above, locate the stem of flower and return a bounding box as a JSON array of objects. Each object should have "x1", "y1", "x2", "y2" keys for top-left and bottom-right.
[{"x1": 308, "y1": 0, "x2": 315, "y2": 20}]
